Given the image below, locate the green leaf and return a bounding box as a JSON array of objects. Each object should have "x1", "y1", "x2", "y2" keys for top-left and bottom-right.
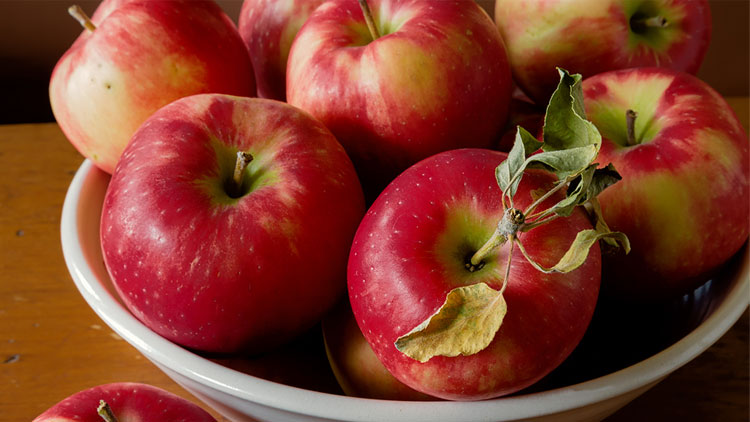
[
  {"x1": 496, "y1": 126, "x2": 543, "y2": 198},
  {"x1": 542, "y1": 68, "x2": 601, "y2": 156},
  {"x1": 550, "y1": 164, "x2": 598, "y2": 217},
  {"x1": 394, "y1": 283, "x2": 507, "y2": 363},
  {"x1": 524, "y1": 144, "x2": 599, "y2": 179},
  {"x1": 584, "y1": 197, "x2": 631, "y2": 252},
  {"x1": 526, "y1": 228, "x2": 630, "y2": 274}
]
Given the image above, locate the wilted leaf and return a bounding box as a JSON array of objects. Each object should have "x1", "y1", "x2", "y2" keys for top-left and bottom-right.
[
  {"x1": 395, "y1": 283, "x2": 507, "y2": 363},
  {"x1": 524, "y1": 144, "x2": 599, "y2": 180},
  {"x1": 543, "y1": 68, "x2": 601, "y2": 155},
  {"x1": 585, "y1": 197, "x2": 631, "y2": 252},
  {"x1": 533, "y1": 229, "x2": 630, "y2": 274},
  {"x1": 496, "y1": 126, "x2": 543, "y2": 198}
]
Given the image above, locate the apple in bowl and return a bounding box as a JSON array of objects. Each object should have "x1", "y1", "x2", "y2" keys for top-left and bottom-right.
[
  {"x1": 494, "y1": 0, "x2": 711, "y2": 105},
  {"x1": 287, "y1": 0, "x2": 513, "y2": 197},
  {"x1": 580, "y1": 67, "x2": 749, "y2": 299},
  {"x1": 50, "y1": 0, "x2": 255, "y2": 174},
  {"x1": 100, "y1": 94, "x2": 365, "y2": 354},
  {"x1": 238, "y1": 0, "x2": 325, "y2": 101}
]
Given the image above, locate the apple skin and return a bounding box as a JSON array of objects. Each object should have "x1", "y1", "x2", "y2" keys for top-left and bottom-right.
[
  {"x1": 33, "y1": 383, "x2": 216, "y2": 422},
  {"x1": 580, "y1": 67, "x2": 749, "y2": 299},
  {"x1": 238, "y1": 0, "x2": 325, "y2": 101},
  {"x1": 50, "y1": 0, "x2": 255, "y2": 174},
  {"x1": 322, "y1": 299, "x2": 433, "y2": 401},
  {"x1": 348, "y1": 149, "x2": 601, "y2": 400},
  {"x1": 100, "y1": 94, "x2": 365, "y2": 354},
  {"x1": 287, "y1": 0, "x2": 513, "y2": 198},
  {"x1": 494, "y1": 0, "x2": 711, "y2": 105}
]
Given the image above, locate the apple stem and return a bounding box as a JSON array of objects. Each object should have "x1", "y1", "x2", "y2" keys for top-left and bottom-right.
[
  {"x1": 469, "y1": 208, "x2": 525, "y2": 268},
  {"x1": 633, "y1": 15, "x2": 669, "y2": 29},
  {"x1": 626, "y1": 109, "x2": 638, "y2": 146},
  {"x1": 358, "y1": 0, "x2": 381, "y2": 41},
  {"x1": 97, "y1": 400, "x2": 119, "y2": 422},
  {"x1": 68, "y1": 5, "x2": 96, "y2": 32},
  {"x1": 231, "y1": 151, "x2": 253, "y2": 198}
]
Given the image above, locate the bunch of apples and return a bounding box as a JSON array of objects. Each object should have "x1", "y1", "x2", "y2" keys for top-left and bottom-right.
[{"x1": 43, "y1": 0, "x2": 747, "y2": 416}]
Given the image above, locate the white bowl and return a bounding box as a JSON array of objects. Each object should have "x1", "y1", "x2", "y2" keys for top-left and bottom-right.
[{"x1": 61, "y1": 159, "x2": 749, "y2": 422}]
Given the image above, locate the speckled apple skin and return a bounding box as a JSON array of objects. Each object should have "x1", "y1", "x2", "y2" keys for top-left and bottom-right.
[
  {"x1": 287, "y1": 0, "x2": 513, "y2": 196},
  {"x1": 583, "y1": 67, "x2": 749, "y2": 299},
  {"x1": 495, "y1": 0, "x2": 711, "y2": 104},
  {"x1": 100, "y1": 94, "x2": 365, "y2": 354},
  {"x1": 348, "y1": 149, "x2": 601, "y2": 400},
  {"x1": 238, "y1": 0, "x2": 325, "y2": 101},
  {"x1": 32, "y1": 383, "x2": 216, "y2": 422},
  {"x1": 50, "y1": 0, "x2": 255, "y2": 174}
]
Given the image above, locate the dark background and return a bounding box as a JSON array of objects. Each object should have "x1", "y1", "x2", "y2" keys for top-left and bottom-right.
[{"x1": 1, "y1": 0, "x2": 748, "y2": 125}]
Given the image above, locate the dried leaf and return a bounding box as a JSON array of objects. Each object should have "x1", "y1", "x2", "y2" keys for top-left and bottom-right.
[
  {"x1": 496, "y1": 126, "x2": 543, "y2": 198},
  {"x1": 395, "y1": 283, "x2": 507, "y2": 363}
]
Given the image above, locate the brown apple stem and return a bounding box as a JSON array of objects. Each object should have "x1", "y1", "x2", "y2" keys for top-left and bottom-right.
[
  {"x1": 231, "y1": 151, "x2": 253, "y2": 197},
  {"x1": 97, "y1": 400, "x2": 119, "y2": 422},
  {"x1": 68, "y1": 5, "x2": 96, "y2": 32},
  {"x1": 358, "y1": 0, "x2": 381, "y2": 40},
  {"x1": 626, "y1": 109, "x2": 638, "y2": 146},
  {"x1": 633, "y1": 15, "x2": 669, "y2": 29}
]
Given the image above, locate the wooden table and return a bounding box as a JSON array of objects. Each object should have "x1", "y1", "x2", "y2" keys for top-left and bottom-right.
[{"x1": 1, "y1": 100, "x2": 748, "y2": 421}]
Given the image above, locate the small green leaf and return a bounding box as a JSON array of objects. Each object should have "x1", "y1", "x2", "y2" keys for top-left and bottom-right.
[
  {"x1": 524, "y1": 144, "x2": 599, "y2": 179},
  {"x1": 543, "y1": 68, "x2": 601, "y2": 155},
  {"x1": 496, "y1": 126, "x2": 543, "y2": 198},
  {"x1": 550, "y1": 164, "x2": 598, "y2": 217},
  {"x1": 395, "y1": 283, "x2": 507, "y2": 363}
]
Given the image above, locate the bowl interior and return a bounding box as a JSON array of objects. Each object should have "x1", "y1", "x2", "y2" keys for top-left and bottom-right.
[{"x1": 61, "y1": 159, "x2": 749, "y2": 422}]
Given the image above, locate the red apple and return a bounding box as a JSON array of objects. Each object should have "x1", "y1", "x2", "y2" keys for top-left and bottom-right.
[
  {"x1": 100, "y1": 94, "x2": 365, "y2": 354},
  {"x1": 287, "y1": 0, "x2": 513, "y2": 197},
  {"x1": 322, "y1": 299, "x2": 433, "y2": 401},
  {"x1": 494, "y1": 0, "x2": 711, "y2": 104},
  {"x1": 33, "y1": 383, "x2": 216, "y2": 422},
  {"x1": 580, "y1": 67, "x2": 749, "y2": 299},
  {"x1": 238, "y1": 0, "x2": 325, "y2": 100},
  {"x1": 50, "y1": 0, "x2": 255, "y2": 174},
  {"x1": 348, "y1": 148, "x2": 601, "y2": 400}
]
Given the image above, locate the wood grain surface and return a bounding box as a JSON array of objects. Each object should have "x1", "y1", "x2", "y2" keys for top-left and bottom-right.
[{"x1": 1, "y1": 99, "x2": 748, "y2": 421}]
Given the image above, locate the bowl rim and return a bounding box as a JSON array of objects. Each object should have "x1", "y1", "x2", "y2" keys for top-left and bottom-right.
[{"x1": 61, "y1": 159, "x2": 749, "y2": 422}]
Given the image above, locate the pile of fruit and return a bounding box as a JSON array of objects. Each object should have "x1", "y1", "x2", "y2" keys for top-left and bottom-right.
[{"x1": 38, "y1": 0, "x2": 748, "y2": 419}]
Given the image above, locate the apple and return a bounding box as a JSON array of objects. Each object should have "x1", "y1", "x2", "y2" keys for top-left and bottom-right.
[
  {"x1": 287, "y1": 0, "x2": 513, "y2": 198},
  {"x1": 33, "y1": 382, "x2": 216, "y2": 422},
  {"x1": 580, "y1": 67, "x2": 749, "y2": 299},
  {"x1": 100, "y1": 94, "x2": 365, "y2": 354},
  {"x1": 50, "y1": 0, "x2": 255, "y2": 174},
  {"x1": 322, "y1": 299, "x2": 433, "y2": 401},
  {"x1": 347, "y1": 148, "x2": 602, "y2": 400},
  {"x1": 238, "y1": 0, "x2": 325, "y2": 101},
  {"x1": 494, "y1": 0, "x2": 712, "y2": 104}
]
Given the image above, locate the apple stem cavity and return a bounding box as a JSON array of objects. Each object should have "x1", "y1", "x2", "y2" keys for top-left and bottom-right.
[
  {"x1": 230, "y1": 151, "x2": 253, "y2": 198},
  {"x1": 626, "y1": 109, "x2": 638, "y2": 146},
  {"x1": 68, "y1": 5, "x2": 96, "y2": 32},
  {"x1": 358, "y1": 0, "x2": 381, "y2": 41},
  {"x1": 97, "y1": 400, "x2": 119, "y2": 422},
  {"x1": 630, "y1": 14, "x2": 669, "y2": 34}
]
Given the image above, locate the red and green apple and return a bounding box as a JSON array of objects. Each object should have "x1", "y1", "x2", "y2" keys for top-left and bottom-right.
[
  {"x1": 287, "y1": 0, "x2": 513, "y2": 197},
  {"x1": 238, "y1": 0, "x2": 325, "y2": 101},
  {"x1": 33, "y1": 383, "x2": 216, "y2": 422},
  {"x1": 494, "y1": 0, "x2": 712, "y2": 104},
  {"x1": 100, "y1": 94, "x2": 365, "y2": 354},
  {"x1": 581, "y1": 67, "x2": 749, "y2": 299},
  {"x1": 50, "y1": 0, "x2": 255, "y2": 174},
  {"x1": 347, "y1": 148, "x2": 602, "y2": 400}
]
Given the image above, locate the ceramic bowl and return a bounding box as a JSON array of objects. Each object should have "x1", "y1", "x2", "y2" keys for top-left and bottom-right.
[{"x1": 61, "y1": 159, "x2": 749, "y2": 422}]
